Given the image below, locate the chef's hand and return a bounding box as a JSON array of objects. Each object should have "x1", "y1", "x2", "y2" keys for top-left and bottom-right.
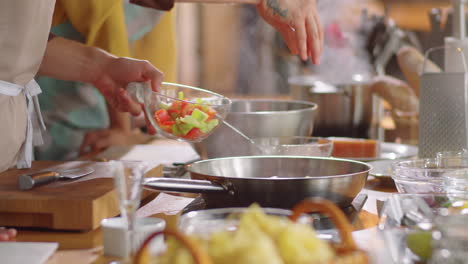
[
  {"x1": 93, "y1": 57, "x2": 164, "y2": 117},
  {"x1": 93, "y1": 57, "x2": 162, "y2": 134},
  {"x1": 79, "y1": 128, "x2": 150, "y2": 155},
  {"x1": 0, "y1": 227, "x2": 16, "y2": 241},
  {"x1": 257, "y1": 0, "x2": 323, "y2": 63},
  {"x1": 41, "y1": 37, "x2": 162, "y2": 133}
]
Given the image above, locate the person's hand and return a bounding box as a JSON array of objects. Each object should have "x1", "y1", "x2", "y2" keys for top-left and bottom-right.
[
  {"x1": 0, "y1": 227, "x2": 17, "y2": 241},
  {"x1": 92, "y1": 57, "x2": 163, "y2": 134},
  {"x1": 256, "y1": 0, "x2": 323, "y2": 63},
  {"x1": 79, "y1": 128, "x2": 149, "y2": 155},
  {"x1": 93, "y1": 57, "x2": 164, "y2": 117}
]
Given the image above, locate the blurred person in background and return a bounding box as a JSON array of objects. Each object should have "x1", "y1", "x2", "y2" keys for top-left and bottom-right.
[
  {"x1": 35, "y1": 0, "x2": 178, "y2": 160},
  {"x1": 36, "y1": 0, "x2": 324, "y2": 159},
  {"x1": 0, "y1": 0, "x2": 163, "y2": 240},
  {"x1": 0, "y1": 0, "x2": 322, "y2": 240}
]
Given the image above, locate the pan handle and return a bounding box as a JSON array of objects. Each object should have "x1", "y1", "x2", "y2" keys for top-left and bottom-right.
[{"x1": 143, "y1": 177, "x2": 227, "y2": 194}]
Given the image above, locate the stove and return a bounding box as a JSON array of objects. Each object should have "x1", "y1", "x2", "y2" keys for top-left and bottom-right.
[{"x1": 181, "y1": 193, "x2": 368, "y2": 231}]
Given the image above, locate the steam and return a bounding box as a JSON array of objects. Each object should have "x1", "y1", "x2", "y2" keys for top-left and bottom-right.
[
  {"x1": 236, "y1": 6, "x2": 281, "y2": 95},
  {"x1": 235, "y1": 0, "x2": 374, "y2": 94},
  {"x1": 312, "y1": 0, "x2": 374, "y2": 84}
]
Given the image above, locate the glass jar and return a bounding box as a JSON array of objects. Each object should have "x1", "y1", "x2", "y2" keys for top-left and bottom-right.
[{"x1": 430, "y1": 215, "x2": 468, "y2": 264}]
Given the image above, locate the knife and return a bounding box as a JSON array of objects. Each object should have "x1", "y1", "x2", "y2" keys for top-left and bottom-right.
[{"x1": 18, "y1": 167, "x2": 95, "y2": 190}]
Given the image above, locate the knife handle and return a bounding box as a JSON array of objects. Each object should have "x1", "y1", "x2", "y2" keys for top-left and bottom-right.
[{"x1": 18, "y1": 171, "x2": 60, "y2": 190}]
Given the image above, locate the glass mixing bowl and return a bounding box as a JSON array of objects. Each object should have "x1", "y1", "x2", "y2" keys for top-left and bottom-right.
[
  {"x1": 178, "y1": 207, "x2": 311, "y2": 239},
  {"x1": 130, "y1": 82, "x2": 232, "y2": 142},
  {"x1": 391, "y1": 158, "x2": 468, "y2": 194}
]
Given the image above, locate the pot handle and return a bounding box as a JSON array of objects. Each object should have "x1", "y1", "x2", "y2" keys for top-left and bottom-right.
[{"x1": 143, "y1": 177, "x2": 227, "y2": 193}]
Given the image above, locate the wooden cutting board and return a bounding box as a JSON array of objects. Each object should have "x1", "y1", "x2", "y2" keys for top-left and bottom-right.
[{"x1": 0, "y1": 161, "x2": 162, "y2": 231}]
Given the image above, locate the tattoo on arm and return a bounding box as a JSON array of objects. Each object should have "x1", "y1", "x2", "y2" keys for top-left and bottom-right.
[{"x1": 267, "y1": 0, "x2": 288, "y2": 17}]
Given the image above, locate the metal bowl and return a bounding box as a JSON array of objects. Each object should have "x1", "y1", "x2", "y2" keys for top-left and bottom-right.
[
  {"x1": 289, "y1": 76, "x2": 376, "y2": 138},
  {"x1": 195, "y1": 99, "x2": 317, "y2": 158}
]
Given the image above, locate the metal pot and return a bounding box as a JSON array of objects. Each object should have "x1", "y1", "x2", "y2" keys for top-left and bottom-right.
[
  {"x1": 195, "y1": 99, "x2": 317, "y2": 158},
  {"x1": 143, "y1": 156, "x2": 370, "y2": 209},
  {"x1": 289, "y1": 76, "x2": 381, "y2": 139}
]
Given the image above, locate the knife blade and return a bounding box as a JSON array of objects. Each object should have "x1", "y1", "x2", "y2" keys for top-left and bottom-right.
[{"x1": 18, "y1": 167, "x2": 95, "y2": 190}]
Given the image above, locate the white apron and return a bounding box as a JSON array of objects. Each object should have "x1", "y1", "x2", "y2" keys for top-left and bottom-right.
[{"x1": 0, "y1": 0, "x2": 55, "y2": 171}]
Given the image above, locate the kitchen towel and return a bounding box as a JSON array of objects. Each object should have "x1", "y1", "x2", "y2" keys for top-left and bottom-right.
[{"x1": 0, "y1": 242, "x2": 58, "y2": 264}]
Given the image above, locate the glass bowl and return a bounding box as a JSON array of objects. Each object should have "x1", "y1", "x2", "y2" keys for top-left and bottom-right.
[
  {"x1": 134, "y1": 82, "x2": 232, "y2": 142},
  {"x1": 442, "y1": 169, "x2": 468, "y2": 194},
  {"x1": 391, "y1": 158, "x2": 468, "y2": 194},
  {"x1": 249, "y1": 136, "x2": 333, "y2": 157},
  {"x1": 378, "y1": 193, "x2": 468, "y2": 264},
  {"x1": 178, "y1": 207, "x2": 311, "y2": 239}
]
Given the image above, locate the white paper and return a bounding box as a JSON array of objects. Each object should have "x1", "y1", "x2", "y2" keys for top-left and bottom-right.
[
  {"x1": 0, "y1": 242, "x2": 58, "y2": 264},
  {"x1": 137, "y1": 193, "x2": 195, "y2": 217},
  {"x1": 353, "y1": 227, "x2": 393, "y2": 264},
  {"x1": 96, "y1": 140, "x2": 200, "y2": 165}
]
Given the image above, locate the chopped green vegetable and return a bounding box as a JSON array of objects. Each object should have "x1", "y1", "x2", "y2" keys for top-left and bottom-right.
[
  {"x1": 171, "y1": 124, "x2": 182, "y2": 136},
  {"x1": 178, "y1": 91, "x2": 184, "y2": 100},
  {"x1": 191, "y1": 108, "x2": 209, "y2": 122},
  {"x1": 178, "y1": 123, "x2": 195, "y2": 135},
  {"x1": 200, "y1": 119, "x2": 219, "y2": 133},
  {"x1": 159, "y1": 102, "x2": 171, "y2": 110},
  {"x1": 179, "y1": 115, "x2": 203, "y2": 129}
]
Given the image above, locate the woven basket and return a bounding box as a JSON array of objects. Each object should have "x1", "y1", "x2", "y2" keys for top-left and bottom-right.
[{"x1": 135, "y1": 198, "x2": 368, "y2": 264}]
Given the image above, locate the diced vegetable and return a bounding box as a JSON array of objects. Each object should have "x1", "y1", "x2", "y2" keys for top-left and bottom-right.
[
  {"x1": 178, "y1": 91, "x2": 185, "y2": 100},
  {"x1": 154, "y1": 95, "x2": 219, "y2": 141},
  {"x1": 184, "y1": 128, "x2": 203, "y2": 140},
  {"x1": 191, "y1": 108, "x2": 209, "y2": 122},
  {"x1": 159, "y1": 102, "x2": 171, "y2": 110}
]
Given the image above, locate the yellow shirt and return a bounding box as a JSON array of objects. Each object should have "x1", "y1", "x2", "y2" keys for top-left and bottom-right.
[{"x1": 53, "y1": 0, "x2": 177, "y2": 82}]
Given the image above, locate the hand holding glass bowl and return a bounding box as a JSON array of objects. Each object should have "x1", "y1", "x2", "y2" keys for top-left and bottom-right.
[{"x1": 128, "y1": 82, "x2": 232, "y2": 142}]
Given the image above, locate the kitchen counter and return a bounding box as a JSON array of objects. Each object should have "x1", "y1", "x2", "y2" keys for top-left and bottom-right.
[
  {"x1": 7, "y1": 138, "x2": 394, "y2": 264},
  {"x1": 18, "y1": 190, "x2": 384, "y2": 264}
]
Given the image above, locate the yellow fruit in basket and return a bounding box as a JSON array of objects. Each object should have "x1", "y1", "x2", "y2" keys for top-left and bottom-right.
[
  {"x1": 154, "y1": 204, "x2": 335, "y2": 264},
  {"x1": 209, "y1": 222, "x2": 283, "y2": 264},
  {"x1": 277, "y1": 224, "x2": 335, "y2": 263},
  {"x1": 406, "y1": 231, "x2": 432, "y2": 261}
]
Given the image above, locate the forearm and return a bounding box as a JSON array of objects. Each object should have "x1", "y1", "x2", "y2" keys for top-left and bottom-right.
[
  {"x1": 175, "y1": 0, "x2": 259, "y2": 4},
  {"x1": 38, "y1": 37, "x2": 115, "y2": 85},
  {"x1": 130, "y1": 0, "x2": 259, "y2": 10}
]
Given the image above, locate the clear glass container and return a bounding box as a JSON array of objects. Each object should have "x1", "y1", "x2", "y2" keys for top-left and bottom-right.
[
  {"x1": 443, "y1": 169, "x2": 468, "y2": 194},
  {"x1": 379, "y1": 193, "x2": 468, "y2": 264},
  {"x1": 430, "y1": 215, "x2": 468, "y2": 264},
  {"x1": 249, "y1": 136, "x2": 333, "y2": 157},
  {"x1": 132, "y1": 82, "x2": 232, "y2": 142},
  {"x1": 178, "y1": 207, "x2": 311, "y2": 239},
  {"x1": 392, "y1": 156, "x2": 468, "y2": 193}
]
